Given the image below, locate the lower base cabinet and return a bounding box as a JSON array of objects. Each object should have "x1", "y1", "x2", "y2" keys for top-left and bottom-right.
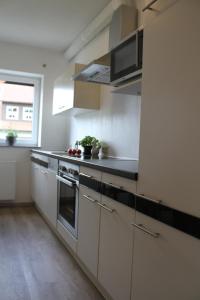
[
  {"x1": 131, "y1": 212, "x2": 200, "y2": 300},
  {"x1": 31, "y1": 162, "x2": 57, "y2": 228},
  {"x1": 98, "y1": 195, "x2": 135, "y2": 300},
  {"x1": 77, "y1": 185, "x2": 101, "y2": 277},
  {"x1": 45, "y1": 169, "x2": 57, "y2": 228}
]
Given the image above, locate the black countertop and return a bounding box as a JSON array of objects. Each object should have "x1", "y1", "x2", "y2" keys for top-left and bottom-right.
[{"x1": 31, "y1": 149, "x2": 138, "y2": 180}]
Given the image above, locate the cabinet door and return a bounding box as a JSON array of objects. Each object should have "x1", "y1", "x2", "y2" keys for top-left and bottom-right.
[
  {"x1": 131, "y1": 212, "x2": 200, "y2": 300},
  {"x1": 143, "y1": 0, "x2": 177, "y2": 26},
  {"x1": 77, "y1": 185, "x2": 101, "y2": 277},
  {"x1": 31, "y1": 162, "x2": 38, "y2": 201},
  {"x1": 31, "y1": 163, "x2": 41, "y2": 206},
  {"x1": 46, "y1": 169, "x2": 57, "y2": 228},
  {"x1": 138, "y1": 0, "x2": 200, "y2": 216},
  {"x1": 37, "y1": 166, "x2": 48, "y2": 214},
  {"x1": 98, "y1": 195, "x2": 135, "y2": 300}
]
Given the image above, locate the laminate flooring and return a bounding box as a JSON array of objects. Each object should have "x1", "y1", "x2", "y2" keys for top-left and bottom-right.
[{"x1": 0, "y1": 206, "x2": 104, "y2": 300}]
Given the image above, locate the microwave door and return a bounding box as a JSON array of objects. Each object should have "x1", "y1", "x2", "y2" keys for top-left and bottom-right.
[{"x1": 111, "y1": 34, "x2": 137, "y2": 83}]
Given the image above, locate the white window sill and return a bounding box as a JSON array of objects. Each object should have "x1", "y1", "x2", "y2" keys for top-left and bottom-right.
[{"x1": 0, "y1": 143, "x2": 41, "y2": 148}]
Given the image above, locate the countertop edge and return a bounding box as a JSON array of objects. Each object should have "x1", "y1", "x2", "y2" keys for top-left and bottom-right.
[{"x1": 31, "y1": 149, "x2": 138, "y2": 181}]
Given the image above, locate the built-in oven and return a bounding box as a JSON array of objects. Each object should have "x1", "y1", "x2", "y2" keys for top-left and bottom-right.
[
  {"x1": 110, "y1": 29, "x2": 143, "y2": 86},
  {"x1": 56, "y1": 161, "x2": 79, "y2": 238}
]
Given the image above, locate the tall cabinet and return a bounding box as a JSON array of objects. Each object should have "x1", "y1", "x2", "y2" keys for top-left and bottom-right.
[
  {"x1": 137, "y1": 0, "x2": 200, "y2": 217},
  {"x1": 132, "y1": 1, "x2": 200, "y2": 299}
]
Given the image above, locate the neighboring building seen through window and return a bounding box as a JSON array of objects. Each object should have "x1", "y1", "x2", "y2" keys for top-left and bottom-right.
[{"x1": 0, "y1": 72, "x2": 42, "y2": 146}]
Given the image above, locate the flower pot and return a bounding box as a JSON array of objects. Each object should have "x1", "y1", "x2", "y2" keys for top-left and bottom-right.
[
  {"x1": 6, "y1": 136, "x2": 16, "y2": 146},
  {"x1": 83, "y1": 145, "x2": 92, "y2": 158}
]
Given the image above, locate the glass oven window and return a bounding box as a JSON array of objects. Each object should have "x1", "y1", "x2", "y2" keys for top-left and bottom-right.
[{"x1": 59, "y1": 180, "x2": 76, "y2": 228}]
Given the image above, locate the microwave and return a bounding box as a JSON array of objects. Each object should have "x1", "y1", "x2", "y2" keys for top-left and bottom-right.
[{"x1": 110, "y1": 29, "x2": 143, "y2": 86}]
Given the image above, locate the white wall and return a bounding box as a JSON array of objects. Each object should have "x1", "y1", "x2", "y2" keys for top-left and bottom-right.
[
  {"x1": 0, "y1": 41, "x2": 69, "y2": 202},
  {"x1": 66, "y1": 28, "x2": 141, "y2": 159}
]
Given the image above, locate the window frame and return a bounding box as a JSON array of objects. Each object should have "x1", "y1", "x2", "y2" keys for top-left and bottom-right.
[{"x1": 0, "y1": 70, "x2": 43, "y2": 147}]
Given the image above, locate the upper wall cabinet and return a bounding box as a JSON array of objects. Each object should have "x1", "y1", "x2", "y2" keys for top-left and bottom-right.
[{"x1": 52, "y1": 63, "x2": 100, "y2": 115}]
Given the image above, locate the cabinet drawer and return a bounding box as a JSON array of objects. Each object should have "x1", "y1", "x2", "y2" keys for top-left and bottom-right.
[
  {"x1": 80, "y1": 166, "x2": 102, "y2": 181},
  {"x1": 102, "y1": 172, "x2": 136, "y2": 194}
]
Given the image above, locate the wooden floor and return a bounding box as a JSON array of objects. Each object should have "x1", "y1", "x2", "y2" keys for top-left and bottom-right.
[{"x1": 0, "y1": 206, "x2": 104, "y2": 300}]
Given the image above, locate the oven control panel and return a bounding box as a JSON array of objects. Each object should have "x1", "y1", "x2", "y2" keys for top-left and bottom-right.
[{"x1": 58, "y1": 161, "x2": 79, "y2": 179}]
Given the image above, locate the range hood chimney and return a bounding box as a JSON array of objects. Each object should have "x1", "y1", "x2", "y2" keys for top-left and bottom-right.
[
  {"x1": 74, "y1": 4, "x2": 138, "y2": 85},
  {"x1": 109, "y1": 4, "x2": 137, "y2": 50}
]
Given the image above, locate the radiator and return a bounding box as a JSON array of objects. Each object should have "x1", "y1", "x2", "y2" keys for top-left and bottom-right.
[{"x1": 0, "y1": 161, "x2": 16, "y2": 200}]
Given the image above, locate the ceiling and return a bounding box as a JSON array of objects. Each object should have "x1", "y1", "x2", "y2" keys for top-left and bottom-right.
[{"x1": 0, "y1": 0, "x2": 111, "y2": 51}]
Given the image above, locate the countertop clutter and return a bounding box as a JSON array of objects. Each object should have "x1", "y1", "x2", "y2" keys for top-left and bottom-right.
[{"x1": 31, "y1": 149, "x2": 138, "y2": 180}]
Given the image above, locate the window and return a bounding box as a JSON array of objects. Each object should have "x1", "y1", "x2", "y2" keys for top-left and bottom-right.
[
  {"x1": 22, "y1": 106, "x2": 33, "y2": 121},
  {"x1": 6, "y1": 105, "x2": 19, "y2": 120},
  {"x1": 0, "y1": 70, "x2": 43, "y2": 146}
]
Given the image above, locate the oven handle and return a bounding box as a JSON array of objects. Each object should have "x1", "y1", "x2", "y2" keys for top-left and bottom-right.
[{"x1": 56, "y1": 175, "x2": 76, "y2": 187}]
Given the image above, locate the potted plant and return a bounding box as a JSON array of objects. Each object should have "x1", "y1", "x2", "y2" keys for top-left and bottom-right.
[
  {"x1": 79, "y1": 136, "x2": 96, "y2": 157},
  {"x1": 6, "y1": 130, "x2": 17, "y2": 146}
]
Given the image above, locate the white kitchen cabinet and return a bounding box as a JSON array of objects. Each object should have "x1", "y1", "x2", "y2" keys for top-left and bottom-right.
[
  {"x1": 77, "y1": 185, "x2": 101, "y2": 277},
  {"x1": 142, "y1": 0, "x2": 177, "y2": 26},
  {"x1": 98, "y1": 195, "x2": 135, "y2": 300},
  {"x1": 38, "y1": 166, "x2": 48, "y2": 215},
  {"x1": 31, "y1": 160, "x2": 57, "y2": 228},
  {"x1": 102, "y1": 172, "x2": 137, "y2": 194},
  {"x1": 53, "y1": 63, "x2": 100, "y2": 114},
  {"x1": 131, "y1": 212, "x2": 200, "y2": 300},
  {"x1": 45, "y1": 169, "x2": 57, "y2": 228},
  {"x1": 137, "y1": 0, "x2": 200, "y2": 216},
  {"x1": 80, "y1": 166, "x2": 102, "y2": 181},
  {"x1": 31, "y1": 162, "x2": 41, "y2": 207},
  {"x1": 31, "y1": 162, "x2": 38, "y2": 202}
]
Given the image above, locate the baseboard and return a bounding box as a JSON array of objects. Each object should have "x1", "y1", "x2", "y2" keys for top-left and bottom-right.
[{"x1": 0, "y1": 201, "x2": 34, "y2": 207}]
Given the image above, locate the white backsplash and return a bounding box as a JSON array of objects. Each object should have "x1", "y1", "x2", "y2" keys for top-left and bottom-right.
[{"x1": 67, "y1": 85, "x2": 141, "y2": 160}]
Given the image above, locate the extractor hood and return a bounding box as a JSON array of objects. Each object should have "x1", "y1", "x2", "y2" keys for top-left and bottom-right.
[
  {"x1": 73, "y1": 53, "x2": 110, "y2": 84},
  {"x1": 73, "y1": 4, "x2": 137, "y2": 85}
]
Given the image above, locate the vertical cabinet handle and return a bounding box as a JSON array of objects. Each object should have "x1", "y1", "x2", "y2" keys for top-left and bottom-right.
[
  {"x1": 83, "y1": 194, "x2": 97, "y2": 203},
  {"x1": 132, "y1": 223, "x2": 160, "y2": 238},
  {"x1": 97, "y1": 202, "x2": 115, "y2": 213}
]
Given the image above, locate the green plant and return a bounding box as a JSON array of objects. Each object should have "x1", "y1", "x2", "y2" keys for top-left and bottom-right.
[
  {"x1": 79, "y1": 136, "x2": 97, "y2": 147},
  {"x1": 6, "y1": 130, "x2": 17, "y2": 138}
]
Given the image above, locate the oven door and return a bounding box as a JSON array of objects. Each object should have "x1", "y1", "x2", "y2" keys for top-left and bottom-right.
[{"x1": 56, "y1": 175, "x2": 79, "y2": 238}]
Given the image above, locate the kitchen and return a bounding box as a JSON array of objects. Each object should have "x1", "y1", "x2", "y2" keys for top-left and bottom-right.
[{"x1": 0, "y1": 0, "x2": 199, "y2": 300}]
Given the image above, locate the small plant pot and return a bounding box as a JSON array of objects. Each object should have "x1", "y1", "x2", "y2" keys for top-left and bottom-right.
[
  {"x1": 83, "y1": 145, "x2": 92, "y2": 158},
  {"x1": 6, "y1": 136, "x2": 16, "y2": 146}
]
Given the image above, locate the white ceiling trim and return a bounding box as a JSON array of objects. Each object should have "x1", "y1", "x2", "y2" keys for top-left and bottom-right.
[{"x1": 64, "y1": 0, "x2": 134, "y2": 61}]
